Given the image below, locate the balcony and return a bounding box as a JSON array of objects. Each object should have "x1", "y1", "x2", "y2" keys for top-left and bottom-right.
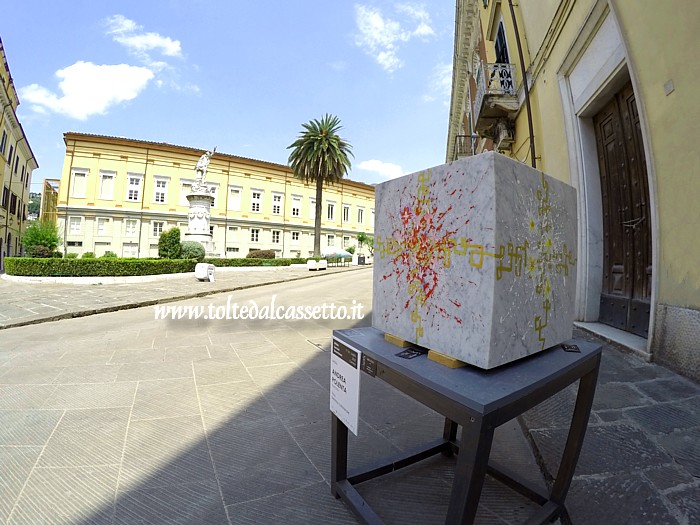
[
  {"x1": 473, "y1": 62, "x2": 519, "y2": 134},
  {"x1": 452, "y1": 134, "x2": 479, "y2": 161}
]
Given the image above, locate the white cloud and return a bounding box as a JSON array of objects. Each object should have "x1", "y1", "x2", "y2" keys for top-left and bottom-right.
[
  {"x1": 105, "y1": 14, "x2": 139, "y2": 34},
  {"x1": 422, "y1": 62, "x2": 452, "y2": 104},
  {"x1": 354, "y1": 4, "x2": 435, "y2": 73},
  {"x1": 18, "y1": 15, "x2": 191, "y2": 120},
  {"x1": 19, "y1": 61, "x2": 154, "y2": 120},
  {"x1": 104, "y1": 14, "x2": 196, "y2": 92},
  {"x1": 106, "y1": 14, "x2": 182, "y2": 60},
  {"x1": 358, "y1": 159, "x2": 405, "y2": 179},
  {"x1": 396, "y1": 4, "x2": 435, "y2": 38}
]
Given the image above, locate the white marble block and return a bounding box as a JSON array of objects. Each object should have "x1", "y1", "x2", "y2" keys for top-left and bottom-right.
[{"x1": 372, "y1": 151, "x2": 577, "y2": 369}]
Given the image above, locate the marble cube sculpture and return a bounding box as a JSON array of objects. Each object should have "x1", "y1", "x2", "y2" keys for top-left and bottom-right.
[{"x1": 372, "y1": 151, "x2": 577, "y2": 369}]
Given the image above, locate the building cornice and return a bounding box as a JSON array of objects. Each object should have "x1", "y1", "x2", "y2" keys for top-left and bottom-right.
[
  {"x1": 0, "y1": 37, "x2": 20, "y2": 130},
  {"x1": 446, "y1": 0, "x2": 480, "y2": 163}
]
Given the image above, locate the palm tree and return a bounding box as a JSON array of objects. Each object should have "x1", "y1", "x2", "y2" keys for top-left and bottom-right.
[{"x1": 288, "y1": 114, "x2": 353, "y2": 258}]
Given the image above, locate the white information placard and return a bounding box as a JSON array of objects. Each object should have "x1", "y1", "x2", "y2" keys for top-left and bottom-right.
[{"x1": 330, "y1": 337, "x2": 361, "y2": 435}]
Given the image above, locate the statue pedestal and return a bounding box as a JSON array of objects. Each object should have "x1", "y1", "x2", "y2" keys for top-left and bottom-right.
[{"x1": 185, "y1": 192, "x2": 217, "y2": 257}]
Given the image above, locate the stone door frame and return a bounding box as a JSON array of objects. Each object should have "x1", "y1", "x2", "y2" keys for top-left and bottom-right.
[{"x1": 556, "y1": 1, "x2": 659, "y2": 358}]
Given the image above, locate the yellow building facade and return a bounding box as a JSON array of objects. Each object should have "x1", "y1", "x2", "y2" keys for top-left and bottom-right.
[
  {"x1": 447, "y1": 0, "x2": 700, "y2": 380},
  {"x1": 0, "y1": 37, "x2": 37, "y2": 270},
  {"x1": 57, "y1": 133, "x2": 375, "y2": 260}
]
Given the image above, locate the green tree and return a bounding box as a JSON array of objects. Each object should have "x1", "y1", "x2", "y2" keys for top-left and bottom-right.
[
  {"x1": 158, "y1": 227, "x2": 182, "y2": 259},
  {"x1": 21, "y1": 218, "x2": 60, "y2": 257},
  {"x1": 357, "y1": 232, "x2": 374, "y2": 256},
  {"x1": 288, "y1": 114, "x2": 353, "y2": 257},
  {"x1": 27, "y1": 194, "x2": 41, "y2": 216}
]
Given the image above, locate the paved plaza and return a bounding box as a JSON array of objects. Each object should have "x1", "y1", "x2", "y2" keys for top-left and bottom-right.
[{"x1": 0, "y1": 268, "x2": 698, "y2": 524}]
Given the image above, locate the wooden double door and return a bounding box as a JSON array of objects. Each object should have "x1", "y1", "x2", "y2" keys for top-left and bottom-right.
[{"x1": 594, "y1": 82, "x2": 652, "y2": 337}]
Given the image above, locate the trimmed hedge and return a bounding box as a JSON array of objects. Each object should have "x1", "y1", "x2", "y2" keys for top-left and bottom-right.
[
  {"x1": 203, "y1": 257, "x2": 292, "y2": 267},
  {"x1": 4, "y1": 257, "x2": 197, "y2": 277},
  {"x1": 247, "y1": 249, "x2": 276, "y2": 259}
]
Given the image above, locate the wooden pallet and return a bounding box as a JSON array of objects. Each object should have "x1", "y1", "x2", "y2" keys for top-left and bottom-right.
[{"x1": 383, "y1": 332, "x2": 467, "y2": 368}]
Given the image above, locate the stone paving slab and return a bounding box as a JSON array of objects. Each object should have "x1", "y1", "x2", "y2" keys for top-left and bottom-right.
[
  {"x1": 521, "y1": 327, "x2": 700, "y2": 525},
  {"x1": 9, "y1": 464, "x2": 119, "y2": 525}
]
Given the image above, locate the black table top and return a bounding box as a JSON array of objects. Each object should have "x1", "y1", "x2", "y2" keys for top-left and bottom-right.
[{"x1": 333, "y1": 327, "x2": 601, "y2": 417}]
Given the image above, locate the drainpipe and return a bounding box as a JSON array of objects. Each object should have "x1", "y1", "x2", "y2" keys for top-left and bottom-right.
[{"x1": 507, "y1": 0, "x2": 537, "y2": 169}]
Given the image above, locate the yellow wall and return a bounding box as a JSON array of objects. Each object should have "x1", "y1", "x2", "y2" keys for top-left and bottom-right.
[
  {"x1": 58, "y1": 134, "x2": 375, "y2": 258},
  {"x1": 612, "y1": 0, "x2": 700, "y2": 307},
  {"x1": 0, "y1": 37, "x2": 37, "y2": 261},
  {"x1": 525, "y1": 0, "x2": 592, "y2": 183},
  {"x1": 513, "y1": 0, "x2": 700, "y2": 307},
  {"x1": 452, "y1": 0, "x2": 700, "y2": 377},
  {"x1": 519, "y1": 0, "x2": 562, "y2": 58}
]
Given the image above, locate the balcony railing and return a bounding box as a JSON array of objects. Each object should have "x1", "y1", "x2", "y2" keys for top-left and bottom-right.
[
  {"x1": 474, "y1": 62, "x2": 517, "y2": 125},
  {"x1": 453, "y1": 134, "x2": 479, "y2": 160}
]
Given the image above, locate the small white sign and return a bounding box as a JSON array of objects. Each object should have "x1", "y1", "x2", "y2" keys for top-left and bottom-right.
[{"x1": 330, "y1": 337, "x2": 361, "y2": 436}]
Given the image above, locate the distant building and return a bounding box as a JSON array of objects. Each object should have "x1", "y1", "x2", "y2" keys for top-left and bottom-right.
[
  {"x1": 57, "y1": 133, "x2": 375, "y2": 259},
  {"x1": 40, "y1": 179, "x2": 59, "y2": 223},
  {"x1": 0, "y1": 36, "x2": 38, "y2": 270},
  {"x1": 446, "y1": 1, "x2": 700, "y2": 380}
]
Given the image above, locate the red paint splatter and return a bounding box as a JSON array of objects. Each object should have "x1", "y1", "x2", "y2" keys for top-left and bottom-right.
[{"x1": 385, "y1": 176, "x2": 472, "y2": 328}]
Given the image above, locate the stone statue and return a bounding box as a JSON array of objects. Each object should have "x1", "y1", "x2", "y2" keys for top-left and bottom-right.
[{"x1": 191, "y1": 147, "x2": 216, "y2": 193}]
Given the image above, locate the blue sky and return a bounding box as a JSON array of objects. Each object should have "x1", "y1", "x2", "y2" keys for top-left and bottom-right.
[{"x1": 3, "y1": 1, "x2": 455, "y2": 192}]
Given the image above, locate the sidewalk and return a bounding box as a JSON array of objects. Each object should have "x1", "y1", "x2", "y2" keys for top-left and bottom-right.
[
  {"x1": 0, "y1": 265, "x2": 369, "y2": 330},
  {"x1": 0, "y1": 268, "x2": 697, "y2": 523}
]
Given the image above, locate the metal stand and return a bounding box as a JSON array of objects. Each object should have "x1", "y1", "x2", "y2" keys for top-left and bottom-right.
[{"x1": 330, "y1": 328, "x2": 601, "y2": 525}]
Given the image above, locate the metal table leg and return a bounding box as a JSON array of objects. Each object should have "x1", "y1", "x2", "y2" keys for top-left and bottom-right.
[
  {"x1": 331, "y1": 413, "x2": 348, "y2": 499},
  {"x1": 446, "y1": 417, "x2": 495, "y2": 524},
  {"x1": 442, "y1": 418, "x2": 459, "y2": 457},
  {"x1": 549, "y1": 355, "x2": 601, "y2": 507}
]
